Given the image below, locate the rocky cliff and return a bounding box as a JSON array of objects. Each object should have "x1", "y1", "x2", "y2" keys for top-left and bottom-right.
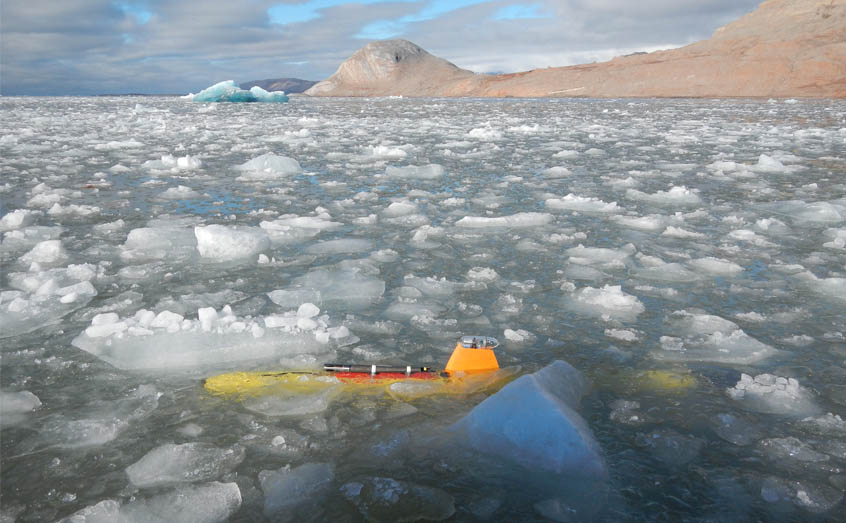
[{"x1": 306, "y1": 0, "x2": 846, "y2": 98}]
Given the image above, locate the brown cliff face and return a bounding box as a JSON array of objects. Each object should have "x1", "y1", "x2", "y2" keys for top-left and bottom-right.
[{"x1": 306, "y1": 0, "x2": 846, "y2": 99}]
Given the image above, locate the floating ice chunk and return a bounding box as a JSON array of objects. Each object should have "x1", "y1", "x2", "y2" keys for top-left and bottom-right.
[
  {"x1": 291, "y1": 269, "x2": 385, "y2": 311},
  {"x1": 626, "y1": 186, "x2": 702, "y2": 207},
  {"x1": 822, "y1": 228, "x2": 846, "y2": 249},
  {"x1": 752, "y1": 154, "x2": 788, "y2": 173},
  {"x1": 793, "y1": 271, "x2": 846, "y2": 303},
  {"x1": 189, "y1": 80, "x2": 288, "y2": 103},
  {"x1": 605, "y1": 328, "x2": 638, "y2": 342},
  {"x1": 267, "y1": 289, "x2": 322, "y2": 309},
  {"x1": 546, "y1": 194, "x2": 619, "y2": 214},
  {"x1": 634, "y1": 257, "x2": 702, "y2": 283},
  {"x1": 260, "y1": 463, "x2": 334, "y2": 518},
  {"x1": 635, "y1": 428, "x2": 704, "y2": 466},
  {"x1": 159, "y1": 185, "x2": 202, "y2": 199},
  {"x1": 65, "y1": 481, "x2": 242, "y2": 523},
  {"x1": 20, "y1": 239, "x2": 67, "y2": 267},
  {"x1": 758, "y1": 437, "x2": 831, "y2": 467},
  {"x1": 727, "y1": 373, "x2": 821, "y2": 416},
  {"x1": 652, "y1": 310, "x2": 778, "y2": 365},
  {"x1": 566, "y1": 244, "x2": 634, "y2": 269},
  {"x1": 611, "y1": 214, "x2": 666, "y2": 232},
  {"x1": 385, "y1": 164, "x2": 444, "y2": 179},
  {"x1": 341, "y1": 477, "x2": 455, "y2": 522},
  {"x1": 1, "y1": 269, "x2": 98, "y2": 338},
  {"x1": 564, "y1": 285, "x2": 644, "y2": 323},
  {"x1": 456, "y1": 212, "x2": 553, "y2": 228},
  {"x1": 122, "y1": 226, "x2": 197, "y2": 262},
  {"x1": 467, "y1": 127, "x2": 502, "y2": 140},
  {"x1": 0, "y1": 209, "x2": 39, "y2": 232},
  {"x1": 542, "y1": 166, "x2": 571, "y2": 178},
  {"x1": 688, "y1": 257, "x2": 744, "y2": 276},
  {"x1": 466, "y1": 267, "x2": 499, "y2": 282},
  {"x1": 236, "y1": 153, "x2": 302, "y2": 180},
  {"x1": 800, "y1": 413, "x2": 846, "y2": 435},
  {"x1": 760, "y1": 476, "x2": 844, "y2": 515},
  {"x1": 382, "y1": 200, "x2": 418, "y2": 218},
  {"x1": 243, "y1": 384, "x2": 341, "y2": 416},
  {"x1": 304, "y1": 238, "x2": 373, "y2": 255},
  {"x1": 47, "y1": 203, "x2": 100, "y2": 217},
  {"x1": 363, "y1": 144, "x2": 408, "y2": 158},
  {"x1": 297, "y1": 303, "x2": 320, "y2": 319},
  {"x1": 71, "y1": 306, "x2": 343, "y2": 371},
  {"x1": 260, "y1": 211, "x2": 342, "y2": 244},
  {"x1": 0, "y1": 390, "x2": 41, "y2": 426},
  {"x1": 142, "y1": 154, "x2": 202, "y2": 171},
  {"x1": 35, "y1": 385, "x2": 159, "y2": 450},
  {"x1": 450, "y1": 360, "x2": 606, "y2": 479},
  {"x1": 662, "y1": 226, "x2": 706, "y2": 239},
  {"x1": 504, "y1": 328, "x2": 535, "y2": 344},
  {"x1": 767, "y1": 200, "x2": 844, "y2": 224},
  {"x1": 553, "y1": 149, "x2": 579, "y2": 159},
  {"x1": 126, "y1": 442, "x2": 246, "y2": 488},
  {"x1": 194, "y1": 225, "x2": 270, "y2": 262},
  {"x1": 709, "y1": 413, "x2": 762, "y2": 446}
]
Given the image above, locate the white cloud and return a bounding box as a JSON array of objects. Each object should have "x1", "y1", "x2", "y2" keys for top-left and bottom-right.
[{"x1": 1, "y1": 0, "x2": 763, "y2": 95}]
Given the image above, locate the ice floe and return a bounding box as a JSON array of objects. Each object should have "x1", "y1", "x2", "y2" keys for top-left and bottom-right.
[{"x1": 727, "y1": 373, "x2": 821, "y2": 416}]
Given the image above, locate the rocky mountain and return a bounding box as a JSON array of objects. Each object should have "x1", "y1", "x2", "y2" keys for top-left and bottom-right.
[
  {"x1": 306, "y1": 0, "x2": 846, "y2": 98},
  {"x1": 240, "y1": 78, "x2": 317, "y2": 94},
  {"x1": 305, "y1": 40, "x2": 476, "y2": 97}
]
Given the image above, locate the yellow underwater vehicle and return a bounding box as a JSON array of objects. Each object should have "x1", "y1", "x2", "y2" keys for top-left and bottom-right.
[{"x1": 204, "y1": 336, "x2": 518, "y2": 401}]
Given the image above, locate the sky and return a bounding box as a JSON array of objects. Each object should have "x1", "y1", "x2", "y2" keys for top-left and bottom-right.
[{"x1": 1, "y1": 0, "x2": 764, "y2": 96}]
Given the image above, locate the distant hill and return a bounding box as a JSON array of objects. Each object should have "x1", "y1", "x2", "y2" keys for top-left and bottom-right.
[
  {"x1": 240, "y1": 78, "x2": 317, "y2": 94},
  {"x1": 306, "y1": 0, "x2": 846, "y2": 99}
]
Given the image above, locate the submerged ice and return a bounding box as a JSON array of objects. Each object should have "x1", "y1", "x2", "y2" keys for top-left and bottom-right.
[{"x1": 1, "y1": 95, "x2": 845, "y2": 521}]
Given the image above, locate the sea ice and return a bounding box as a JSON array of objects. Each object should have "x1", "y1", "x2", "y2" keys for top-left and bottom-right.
[
  {"x1": 563, "y1": 285, "x2": 645, "y2": 322},
  {"x1": 236, "y1": 153, "x2": 302, "y2": 180},
  {"x1": 290, "y1": 268, "x2": 385, "y2": 311},
  {"x1": 545, "y1": 194, "x2": 619, "y2": 214},
  {"x1": 194, "y1": 224, "x2": 270, "y2": 262},
  {"x1": 0, "y1": 390, "x2": 41, "y2": 426},
  {"x1": 385, "y1": 164, "x2": 445, "y2": 179},
  {"x1": 121, "y1": 226, "x2": 197, "y2": 263},
  {"x1": 71, "y1": 306, "x2": 348, "y2": 371},
  {"x1": 126, "y1": 442, "x2": 246, "y2": 488},
  {"x1": 455, "y1": 212, "x2": 553, "y2": 228},
  {"x1": 1, "y1": 265, "x2": 98, "y2": 338},
  {"x1": 727, "y1": 373, "x2": 821, "y2": 416},
  {"x1": 188, "y1": 80, "x2": 288, "y2": 103},
  {"x1": 449, "y1": 360, "x2": 606, "y2": 479},
  {"x1": 0, "y1": 209, "x2": 39, "y2": 232},
  {"x1": 260, "y1": 463, "x2": 334, "y2": 518},
  {"x1": 652, "y1": 310, "x2": 778, "y2": 365},
  {"x1": 340, "y1": 476, "x2": 455, "y2": 522},
  {"x1": 760, "y1": 476, "x2": 844, "y2": 515},
  {"x1": 63, "y1": 481, "x2": 242, "y2": 523},
  {"x1": 33, "y1": 385, "x2": 159, "y2": 450},
  {"x1": 626, "y1": 186, "x2": 702, "y2": 207},
  {"x1": 688, "y1": 256, "x2": 744, "y2": 276},
  {"x1": 159, "y1": 185, "x2": 202, "y2": 199},
  {"x1": 635, "y1": 428, "x2": 705, "y2": 466}
]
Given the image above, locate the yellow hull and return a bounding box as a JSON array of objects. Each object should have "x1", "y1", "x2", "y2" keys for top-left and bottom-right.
[{"x1": 204, "y1": 367, "x2": 521, "y2": 401}]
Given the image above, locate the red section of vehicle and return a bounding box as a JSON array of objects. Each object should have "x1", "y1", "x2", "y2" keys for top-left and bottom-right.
[{"x1": 333, "y1": 371, "x2": 439, "y2": 383}]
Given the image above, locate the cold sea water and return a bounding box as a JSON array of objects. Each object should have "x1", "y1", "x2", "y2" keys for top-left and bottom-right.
[{"x1": 1, "y1": 95, "x2": 845, "y2": 522}]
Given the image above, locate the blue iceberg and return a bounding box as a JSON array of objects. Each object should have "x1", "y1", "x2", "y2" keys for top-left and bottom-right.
[
  {"x1": 450, "y1": 360, "x2": 607, "y2": 479},
  {"x1": 188, "y1": 80, "x2": 289, "y2": 103}
]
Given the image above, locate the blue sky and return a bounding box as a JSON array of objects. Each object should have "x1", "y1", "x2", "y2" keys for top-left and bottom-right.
[{"x1": 1, "y1": 0, "x2": 762, "y2": 95}]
